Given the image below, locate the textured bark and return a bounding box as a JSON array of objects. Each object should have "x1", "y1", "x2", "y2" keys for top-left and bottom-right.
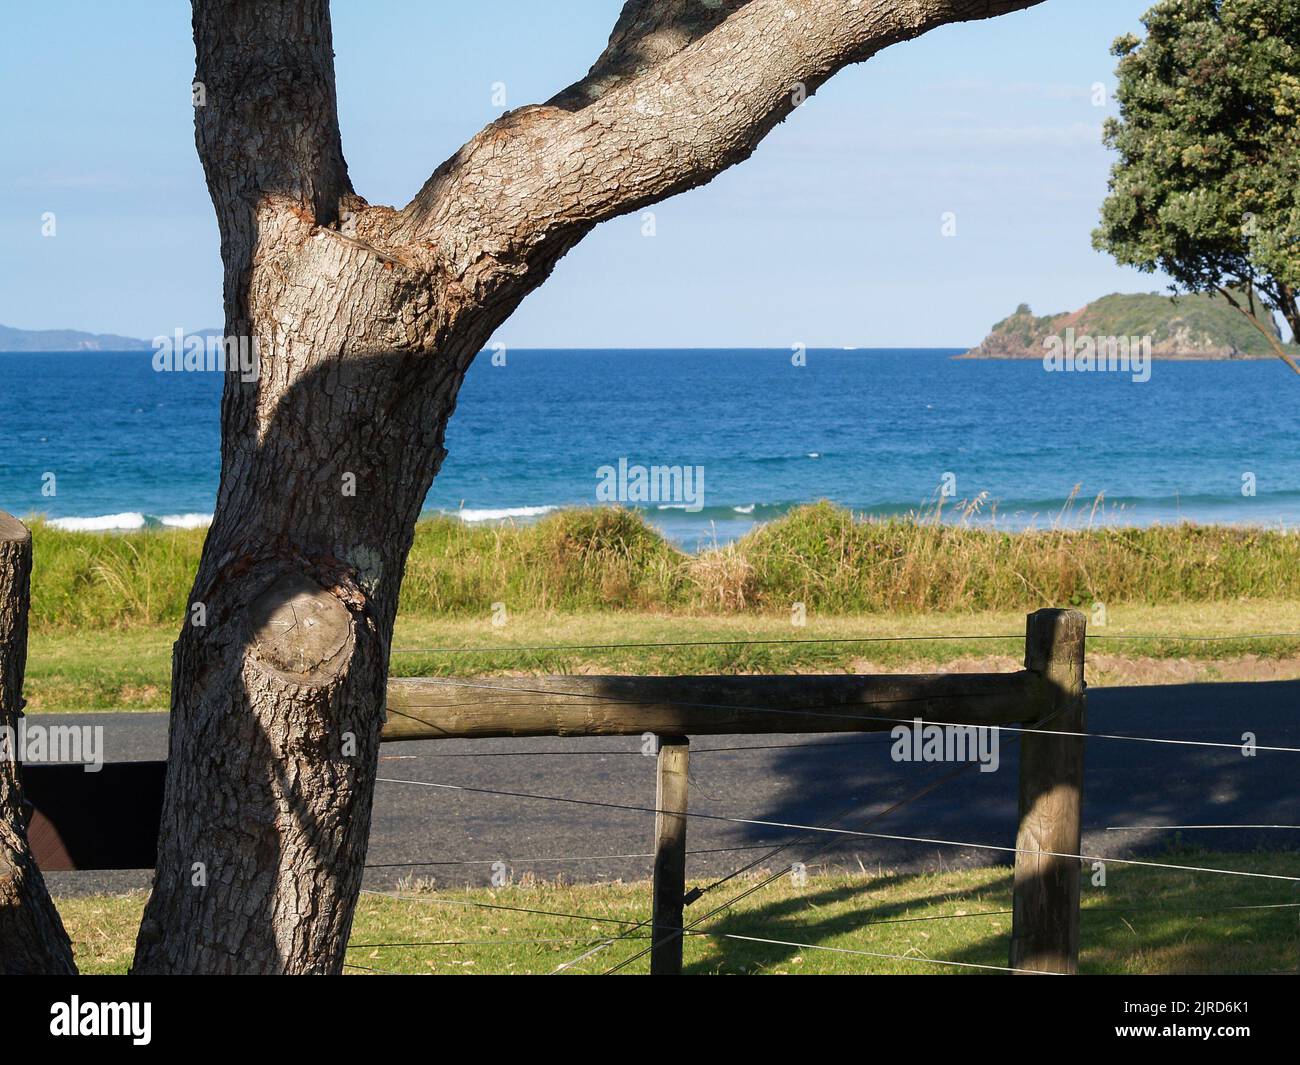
[
  {"x1": 0, "y1": 512, "x2": 77, "y2": 975},
  {"x1": 134, "y1": 0, "x2": 1045, "y2": 974}
]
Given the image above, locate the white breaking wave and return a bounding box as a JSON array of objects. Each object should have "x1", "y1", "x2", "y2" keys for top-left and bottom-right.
[
  {"x1": 159, "y1": 513, "x2": 213, "y2": 529},
  {"x1": 48, "y1": 513, "x2": 147, "y2": 532},
  {"x1": 44, "y1": 512, "x2": 213, "y2": 532},
  {"x1": 733, "y1": 504, "x2": 755, "y2": 514},
  {"x1": 455, "y1": 505, "x2": 557, "y2": 522}
]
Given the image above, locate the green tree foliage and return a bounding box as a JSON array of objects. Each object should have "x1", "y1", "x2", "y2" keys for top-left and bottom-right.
[{"x1": 1093, "y1": 0, "x2": 1300, "y2": 371}]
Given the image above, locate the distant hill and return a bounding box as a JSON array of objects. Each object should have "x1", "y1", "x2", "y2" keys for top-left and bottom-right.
[
  {"x1": 0, "y1": 323, "x2": 151, "y2": 352},
  {"x1": 0, "y1": 325, "x2": 224, "y2": 352},
  {"x1": 960, "y1": 291, "x2": 1289, "y2": 360}
]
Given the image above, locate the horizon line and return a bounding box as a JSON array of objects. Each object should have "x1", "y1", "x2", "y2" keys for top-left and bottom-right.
[{"x1": 0, "y1": 344, "x2": 973, "y2": 354}]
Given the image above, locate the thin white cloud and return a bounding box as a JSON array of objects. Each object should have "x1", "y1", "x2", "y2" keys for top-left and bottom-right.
[
  {"x1": 914, "y1": 122, "x2": 1105, "y2": 148},
  {"x1": 10, "y1": 173, "x2": 116, "y2": 189},
  {"x1": 930, "y1": 78, "x2": 1107, "y2": 102}
]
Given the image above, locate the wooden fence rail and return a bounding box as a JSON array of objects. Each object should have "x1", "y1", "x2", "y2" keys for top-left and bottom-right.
[
  {"x1": 22, "y1": 608, "x2": 1087, "y2": 976},
  {"x1": 382, "y1": 669, "x2": 1048, "y2": 740}
]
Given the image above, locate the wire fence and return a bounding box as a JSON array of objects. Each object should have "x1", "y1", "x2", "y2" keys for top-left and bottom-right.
[
  {"x1": 355, "y1": 627, "x2": 1300, "y2": 976},
  {"x1": 390, "y1": 630, "x2": 1300, "y2": 655}
]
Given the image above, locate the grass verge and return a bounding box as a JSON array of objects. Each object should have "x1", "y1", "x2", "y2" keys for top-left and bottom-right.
[
  {"x1": 22, "y1": 600, "x2": 1300, "y2": 713},
  {"x1": 59, "y1": 854, "x2": 1300, "y2": 975}
]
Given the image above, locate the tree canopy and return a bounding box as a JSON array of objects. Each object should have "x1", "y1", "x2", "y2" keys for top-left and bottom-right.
[{"x1": 1093, "y1": 0, "x2": 1300, "y2": 370}]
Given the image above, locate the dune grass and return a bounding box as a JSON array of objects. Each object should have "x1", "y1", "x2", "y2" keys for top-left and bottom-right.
[
  {"x1": 24, "y1": 503, "x2": 1300, "y2": 631},
  {"x1": 58, "y1": 853, "x2": 1300, "y2": 975}
]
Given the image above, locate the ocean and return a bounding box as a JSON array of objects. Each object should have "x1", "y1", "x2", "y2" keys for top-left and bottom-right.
[{"x1": 2, "y1": 348, "x2": 1297, "y2": 549}]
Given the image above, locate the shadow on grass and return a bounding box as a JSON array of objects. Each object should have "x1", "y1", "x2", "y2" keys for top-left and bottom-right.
[
  {"x1": 675, "y1": 857, "x2": 1300, "y2": 975},
  {"x1": 682, "y1": 869, "x2": 1014, "y2": 975}
]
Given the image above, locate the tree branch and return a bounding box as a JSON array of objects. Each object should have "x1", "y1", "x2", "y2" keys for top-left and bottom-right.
[
  {"x1": 392, "y1": 0, "x2": 1046, "y2": 297},
  {"x1": 192, "y1": 0, "x2": 353, "y2": 241},
  {"x1": 1217, "y1": 285, "x2": 1300, "y2": 375},
  {"x1": 548, "y1": 0, "x2": 754, "y2": 111}
]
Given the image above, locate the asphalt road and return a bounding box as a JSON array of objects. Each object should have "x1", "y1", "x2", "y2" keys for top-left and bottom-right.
[{"x1": 35, "y1": 679, "x2": 1300, "y2": 898}]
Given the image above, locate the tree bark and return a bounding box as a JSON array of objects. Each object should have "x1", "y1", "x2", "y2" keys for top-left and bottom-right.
[
  {"x1": 134, "y1": 0, "x2": 1046, "y2": 974},
  {"x1": 0, "y1": 512, "x2": 77, "y2": 975}
]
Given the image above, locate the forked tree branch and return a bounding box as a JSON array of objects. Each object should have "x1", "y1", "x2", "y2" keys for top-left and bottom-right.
[
  {"x1": 393, "y1": 0, "x2": 1047, "y2": 296},
  {"x1": 191, "y1": 0, "x2": 1046, "y2": 321}
]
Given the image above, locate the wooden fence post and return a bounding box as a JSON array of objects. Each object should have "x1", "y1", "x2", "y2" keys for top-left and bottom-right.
[
  {"x1": 1010, "y1": 608, "x2": 1086, "y2": 975},
  {"x1": 650, "y1": 734, "x2": 689, "y2": 975}
]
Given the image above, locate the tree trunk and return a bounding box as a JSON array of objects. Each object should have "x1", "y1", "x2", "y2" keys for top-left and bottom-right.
[
  {"x1": 132, "y1": 0, "x2": 510, "y2": 976},
  {"x1": 130, "y1": 0, "x2": 1047, "y2": 974},
  {"x1": 1278, "y1": 283, "x2": 1300, "y2": 348},
  {"x1": 129, "y1": 231, "x2": 482, "y2": 974},
  {"x1": 0, "y1": 512, "x2": 77, "y2": 975}
]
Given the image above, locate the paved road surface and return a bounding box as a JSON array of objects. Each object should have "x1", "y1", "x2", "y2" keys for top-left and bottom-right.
[{"x1": 35, "y1": 679, "x2": 1300, "y2": 897}]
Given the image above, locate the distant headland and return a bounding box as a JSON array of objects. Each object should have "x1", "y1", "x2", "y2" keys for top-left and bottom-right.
[
  {"x1": 959, "y1": 291, "x2": 1290, "y2": 361},
  {"x1": 0, "y1": 324, "x2": 223, "y2": 353},
  {"x1": 0, "y1": 323, "x2": 152, "y2": 352}
]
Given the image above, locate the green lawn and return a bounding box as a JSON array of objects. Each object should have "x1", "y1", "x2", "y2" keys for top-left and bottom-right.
[
  {"x1": 59, "y1": 854, "x2": 1300, "y2": 974},
  {"x1": 23, "y1": 600, "x2": 1300, "y2": 713}
]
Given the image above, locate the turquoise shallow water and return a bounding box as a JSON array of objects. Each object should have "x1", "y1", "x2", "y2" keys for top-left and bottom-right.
[{"x1": 3, "y1": 348, "x2": 1297, "y2": 548}]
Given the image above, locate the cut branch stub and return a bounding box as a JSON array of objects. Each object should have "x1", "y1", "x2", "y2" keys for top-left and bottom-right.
[
  {"x1": 247, "y1": 571, "x2": 354, "y2": 684},
  {"x1": 0, "y1": 513, "x2": 26, "y2": 549}
]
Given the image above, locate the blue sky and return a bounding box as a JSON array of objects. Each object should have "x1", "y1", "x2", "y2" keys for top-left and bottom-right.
[{"x1": 0, "y1": 0, "x2": 1162, "y2": 347}]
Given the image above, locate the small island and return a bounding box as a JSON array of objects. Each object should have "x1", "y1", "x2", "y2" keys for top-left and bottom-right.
[{"x1": 959, "y1": 291, "x2": 1289, "y2": 360}]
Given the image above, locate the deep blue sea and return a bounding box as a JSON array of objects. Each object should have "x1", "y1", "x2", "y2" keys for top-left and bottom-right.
[{"x1": 2, "y1": 349, "x2": 1297, "y2": 548}]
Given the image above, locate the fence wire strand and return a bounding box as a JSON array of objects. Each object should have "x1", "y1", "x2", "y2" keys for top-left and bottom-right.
[
  {"x1": 390, "y1": 630, "x2": 1300, "y2": 657},
  {"x1": 593, "y1": 703, "x2": 1076, "y2": 974}
]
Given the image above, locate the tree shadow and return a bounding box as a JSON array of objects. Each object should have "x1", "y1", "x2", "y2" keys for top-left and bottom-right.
[
  {"x1": 680, "y1": 855, "x2": 1300, "y2": 975},
  {"x1": 683, "y1": 869, "x2": 1016, "y2": 975},
  {"x1": 742, "y1": 679, "x2": 1300, "y2": 868}
]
